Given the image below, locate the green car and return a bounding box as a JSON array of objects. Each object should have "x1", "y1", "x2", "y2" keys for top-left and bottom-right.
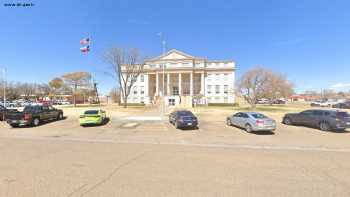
[{"x1": 79, "y1": 109, "x2": 107, "y2": 126}]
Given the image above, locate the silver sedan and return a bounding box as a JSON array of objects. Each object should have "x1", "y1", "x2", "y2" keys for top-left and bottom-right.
[{"x1": 226, "y1": 112, "x2": 276, "y2": 132}]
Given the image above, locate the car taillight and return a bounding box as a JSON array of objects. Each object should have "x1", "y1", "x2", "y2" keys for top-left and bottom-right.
[
  {"x1": 24, "y1": 113, "x2": 31, "y2": 120},
  {"x1": 256, "y1": 120, "x2": 264, "y2": 125}
]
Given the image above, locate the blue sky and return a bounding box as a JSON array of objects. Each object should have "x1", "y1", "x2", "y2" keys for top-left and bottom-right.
[{"x1": 1, "y1": 0, "x2": 350, "y2": 94}]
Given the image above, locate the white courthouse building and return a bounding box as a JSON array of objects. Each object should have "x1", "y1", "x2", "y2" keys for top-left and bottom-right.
[{"x1": 121, "y1": 49, "x2": 236, "y2": 106}]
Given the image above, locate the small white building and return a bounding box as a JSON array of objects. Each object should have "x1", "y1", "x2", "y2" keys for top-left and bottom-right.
[{"x1": 121, "y1": 49, "x2": 236, "y2": 106}]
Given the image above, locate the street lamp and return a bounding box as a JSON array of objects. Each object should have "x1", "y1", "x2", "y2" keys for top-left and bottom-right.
[{"x1": 1, "y1": 67, "x2": 6, "y2": 120}]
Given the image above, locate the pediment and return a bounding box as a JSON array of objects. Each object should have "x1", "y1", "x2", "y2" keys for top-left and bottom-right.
[{"x1": 160, "y1": 51, "x2": 190, "y2": 60}]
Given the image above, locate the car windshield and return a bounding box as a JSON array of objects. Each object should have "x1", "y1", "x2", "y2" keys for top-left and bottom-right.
[
  {"x1": 177, "y1": 111, "x2": 194, "y2": 116},
  {"x1": 251, "y1": 113, "x2": 268, "y2": 119},
  {"x1": 84, "y1": 110, "x2": 99, "y2": 115}
]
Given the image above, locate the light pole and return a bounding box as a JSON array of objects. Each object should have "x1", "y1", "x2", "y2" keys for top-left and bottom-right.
[
  {"x1": 1, "y1": 68, "x2": 6, "y2": 120},
  {"x1": 157, "y1": 32, "x2": 166, "y2": 116}
]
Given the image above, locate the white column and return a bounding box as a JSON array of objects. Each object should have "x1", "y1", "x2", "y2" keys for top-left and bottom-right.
[
  {"x1": 155, "y1": 73, "x2": 159, "y2": 96},
  {"x1": 190, "y1": 72, "x2": 193, "y2": 96},
  {"x1": 200, "y1": 72, "x2": 204, "y2": 94},
  {"x1": 167, "y1": 73, "x2": 170, "y2": 96},
  {"x1": 178, "y1": 73, "x2": 182, "y2": 96}
]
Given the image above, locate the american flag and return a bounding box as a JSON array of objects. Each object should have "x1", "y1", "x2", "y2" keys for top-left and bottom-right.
[
  {"x1": 80, "y1": 45, "x2": 90, "y2": 53},
  {"x1": 80, "y1": 38, "x2": 90, "y2": 45}
]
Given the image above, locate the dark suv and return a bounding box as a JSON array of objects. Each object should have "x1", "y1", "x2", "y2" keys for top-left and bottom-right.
[
  {"x1": 332, "y1": 101, "x2": 350, "y2": 109},
  {"x1": 6, "y1": 105, "x2": 63, "y2": 127},
  {"x1": 283, "y1": 109, "x2": 350, "y2": 131}
]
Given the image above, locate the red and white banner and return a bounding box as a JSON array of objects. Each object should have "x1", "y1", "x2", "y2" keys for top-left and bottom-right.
[
  {"x1": 80, "y1": 45, "x2": 90, "y2": 53},
  {"x1": 80, "y1": 38, "x2": 90, "y2": 45}
]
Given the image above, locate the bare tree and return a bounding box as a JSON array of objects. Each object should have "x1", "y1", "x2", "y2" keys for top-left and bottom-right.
[
  {"x1": 36, "y1": 83, "x2": 51, "y2": 100},
  {"x1": 263, "y1": 71, "x2": 294, "y2": 103},
  {"x1": 49, "y1": 77, "x2": 64, "y2": 95},
  {"x1": 237, "y1": 67, "x2": 269, "y2": 109},
  {"x1": 18, "y1": 83, "x2": 37, "y2": 100},
  {"x1": 62, "y1": 72, "x2": 91, "y2": 107},
  {"x1": 109, "y1": 87, "x2": 121, "y2": 104},
  {"x1": 103, "y1": 48, "x2": 145, "y2": 108}
]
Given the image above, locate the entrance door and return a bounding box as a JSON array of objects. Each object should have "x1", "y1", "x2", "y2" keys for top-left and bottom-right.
[
  {"x1": 173, "y1": 87, "x2": 179, "y2": 96},
  {"x1": 168, "y1": 98, "x2": 176, "y2": 106}
]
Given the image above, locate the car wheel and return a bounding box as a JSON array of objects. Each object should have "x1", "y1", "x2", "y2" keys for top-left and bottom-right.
[
  {"x1": 175, "y1": 122, "x2": 179, "y2": 129},
  {"x1": 57, "y1": 113, "x2": 63, "y2": 120},
  {"x1": 283, "y1": 117, "x2": 292, "y2": 125},
  {"x1": 10, "y1": 124, "x2": 19, "y2": 128},
  {"x1": 226, "y1": 118, "x2": 232, "y2": 126},
  {"x1": 32, "y1": 118, "x2": 40, "y2": 127},
  {"x1": 320, "y1": 122, "x2": 330, "y2": 131},
  {"x1": 245, "y1": 124, "x2": 253, "y2": 133}
]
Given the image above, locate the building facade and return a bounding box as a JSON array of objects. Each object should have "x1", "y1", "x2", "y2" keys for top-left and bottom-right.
[{"x1": 121, "y1": 49, "x2": 236, "y2": 106}]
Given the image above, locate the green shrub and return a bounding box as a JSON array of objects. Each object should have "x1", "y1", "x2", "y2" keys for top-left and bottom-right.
[{"x1": 208, "y1": 103, "x2": 239, "y2": 107}]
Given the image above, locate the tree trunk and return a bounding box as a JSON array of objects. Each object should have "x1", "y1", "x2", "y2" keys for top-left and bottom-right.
[
  {"x1": 123, "y1": 96, "x2": 128, "y2": 108},
  {"x1": 74, "y1": 84, "x2": 77, "y2": 107},
  {"x1": 250, "y1": 102, "x2": 256, "y2": 109}
]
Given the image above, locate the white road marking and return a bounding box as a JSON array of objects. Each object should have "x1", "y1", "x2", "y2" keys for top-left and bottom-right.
[
  {"x1": 1, "y1": 135, "x2": 350, "y2": 153},
  {"x1": 122, "y1": 116, "x2": 162, "y2": 121}
]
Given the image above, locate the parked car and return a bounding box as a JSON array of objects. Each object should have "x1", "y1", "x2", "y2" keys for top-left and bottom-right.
[
  {"x1": 270, "y1": 99, "x2": 286, "y2": 104},
  {"x1": 169, "y1": 110, "x2": 198, "y2": 129},
  {"x1": 226, "y1": 112, "x2": 276, "y2": 132},
  {"x1": 79, "y1": 109, "x2": 107, "y2": 126},
  {"x1": 6, "y1": 104, "x2": 64, "y2": 127},
  {"x1": 311, "y1": 99, "x2": 340, "y2": 107},
  {"x1": 332, "y1": 101, "x2": 350, "y2": 109},
  {"x1": 54, "y1": 100, "x2": 71, "y2": 105},
  {"x1": 256, "y1": 98, "x2": 270, "y2": 104},
  {"x1": 282, "y1": 109, "x2": 350, "y2": 131}
]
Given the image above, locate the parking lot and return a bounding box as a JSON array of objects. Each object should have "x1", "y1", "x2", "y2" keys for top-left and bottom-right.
[{"x1": 1, "y1": 106, "x2": 350, "y2": 196}]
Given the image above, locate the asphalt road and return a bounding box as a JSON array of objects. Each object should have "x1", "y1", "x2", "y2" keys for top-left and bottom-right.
[
  {"x1": 1, "y1": 137, "x2": 350, "y2": 197},
  {"x1": 1, "y1": 112, "x2": 350, "y2": 197}
]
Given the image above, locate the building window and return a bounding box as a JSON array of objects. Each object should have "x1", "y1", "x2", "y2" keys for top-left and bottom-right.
[
  {"x1": 173, "y1": 87, "x2": 179, "y2": 95},
  {"x1": 183, "y1": 63, "x2": 189, "y2": 67},
  {"x1": 224, "y1": 74, "x2": 228, "y2": 81},
  {"x1": 215, "y1": 85, "x2": 220, "y2": 94},
  {"x1": 140, "y1": 86, "x2": 144, "y2": 94},
  {"x1": 140, "y1": 75, "x2": 144, "y2": 82},
  {"x1": 133, "y1": 86, "x2": 138, "y2": 94},
  {"x1": 215, "y1": 74, "x2": 220, "y2": 80},
  {"x1": 224, "y1": 97, "x2": 228, "y2": 103},
  {"x1": 207, "y1": 74, "x2": 211, "y2": 81},
  {"x1": 207, "y1": 85, "x2": 212, "y2": 94},
  {"x1": 224, "y1": 85, "x2": 228, "y2": 94},
  {"x1": 140, "y1": 97, "x2": 144, "y2": 103},
  {"x1": 215, "y1": 97, "x2": 220, "y2": 101}
]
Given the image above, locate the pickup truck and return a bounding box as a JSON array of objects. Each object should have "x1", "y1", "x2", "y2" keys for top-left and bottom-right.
[{"x1": 6, "y1": 105, "x2": 64, "y2": 127}]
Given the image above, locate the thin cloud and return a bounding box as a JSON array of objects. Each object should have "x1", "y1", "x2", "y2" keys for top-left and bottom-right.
[
  {"x1": 331, "y1": 83, "x2": 350, "y2": 88},
  {"x1": 127, "y1": 19, "x2": 151, "y2": 25}
]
